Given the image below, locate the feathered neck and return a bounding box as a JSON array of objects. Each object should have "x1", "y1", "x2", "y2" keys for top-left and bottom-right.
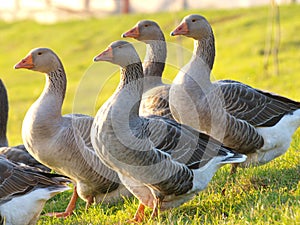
[
  {"x1": 193, "y1": 32, "x2": 215, "y2": 71},
  {"x1": 117, "y1": 62, "x2": 144, "y2": 94},
  {"x1": 183, "y1": 33, "x2": 215, "y2": 90},
  {"x1": 143, "y1": 38, "x2": 167, "y2": 90},
  {"x1": 114, "y1": 62, "x2": 144, "y2": 119},
  {"x1": 38, "y1": 65, "x2": 67, "y2": 117}
]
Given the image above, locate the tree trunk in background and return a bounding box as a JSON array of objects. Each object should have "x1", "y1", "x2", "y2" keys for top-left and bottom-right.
[
  {"x1": 84, "y1": 0, "x2": 90, "y2": 12},
  {"x1": 121, "y1": 0, "x2": 130, "y2": 14}
]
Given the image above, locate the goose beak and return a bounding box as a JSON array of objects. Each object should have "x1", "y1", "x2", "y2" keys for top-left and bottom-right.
[
  {"x1": 122, "y1": 26, "x2": 140, "y2": 38},
  {"x1": 14, "y1": 54, "x2": 34, "y2": 69},
  {"x1": 94, "y1": 47, "x2": 113, "y2": 62},
  {"x1": 170, "y1": 22, "x2": 189, "y2": 36}
]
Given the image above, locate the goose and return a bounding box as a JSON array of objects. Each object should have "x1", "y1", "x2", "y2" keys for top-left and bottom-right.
[
  {"x1": 14, "y1": 48, "x2": 131, "y2": 217},
  {"x1": 122, "y1": 20, "x2": 173, "y2": 119},
  {"x1": 0, "y1": 79, "x2": 51, "y2": 172},
  {"x1": 170, "y1": 14, "x2": 300, "y2": 168},
  {"x1": 0, "y1": 155, "x2": 70, "y2": 225},
  {"x1": 91, "y1": 40, "x2": 246, "y2": 222}
]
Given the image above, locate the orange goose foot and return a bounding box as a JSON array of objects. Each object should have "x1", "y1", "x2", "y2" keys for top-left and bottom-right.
[
  {"x1": 85, "y1": 195, "x2": 94, "y2": 210},
  {"x1": 45, "y1": 186, "x2": 78, "y2": 218},
  {"x1": 126, "y1": 203, "x2": 145, "y2": 224}
]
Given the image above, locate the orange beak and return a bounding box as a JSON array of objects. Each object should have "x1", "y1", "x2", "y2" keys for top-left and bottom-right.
[
  {"x1": 170, "y1": 22, "x2": 189, "y2": 36},
  {"x1": 122, "y1": 26, "x2": 140, "y2": 38},
  {"x1": 14, "y1": 54, "x2": 34, "y2": 69},
  {"x1": 94, "y1": 47, "x2": 113, "y2": 62}
]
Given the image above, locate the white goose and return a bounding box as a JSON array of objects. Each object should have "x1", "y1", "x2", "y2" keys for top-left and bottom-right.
[
  {"x1": 14, "y1": 48, "x2": 131, "y2": 217},
  {"x1": 91, "y1": 40, "x2": 246, "y2": 222},
  {"x1": 0, "y1": 155, "x2": 70, "y2": 225},
  {"x1": 122, "y1": 20, "x2": 173, "y2": 119},
  {"x1": 170, "y1": 14, "x2": 300, "y2": 168}
]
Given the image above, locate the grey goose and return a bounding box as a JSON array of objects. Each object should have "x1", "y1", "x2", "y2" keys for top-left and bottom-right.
[
  {"x1": 91, "y1": 40, "x2": 246, "y2": 222},
  {"x1": 170, "y1": 14, "x2": 300, "y2": 169},
  {"x1": 14, "y1": 48, "x2": 131, "y2": 217}
]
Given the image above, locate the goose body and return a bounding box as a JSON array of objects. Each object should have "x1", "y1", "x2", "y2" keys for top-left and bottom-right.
[
  {"x1": 170, "y1": 14, "x2": 300, "y2": 167},
  {"x1": 14, "y1": 48, "x2": 130, "y2": 217},
  {"x1": 91, "y1": 41, "x2": 246, "y2": 221},
  {"x1": 122, "y1": 20, "x2": 173, "y2": 119},
  {"x1": 0, "y1": 156, "x2": 70, "y2": 225}
]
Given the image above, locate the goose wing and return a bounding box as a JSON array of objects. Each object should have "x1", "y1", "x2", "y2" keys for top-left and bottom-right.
[
  {"x1": 140, "y1": 85, "x2": 173, "y2": 119},
  {"x1": 145, "y1": 115, "x2": 234, "y2": 167},
  {"x1": 0, "y1": 156, "x2": 69, "y2": 205},
  {"x1": 0, "y1": 145, "x2": 51, "y2": 172},
  {"x1": 218, "y1": 80, "x2": 300, "y2": 127},
  {"x1": 126, "y1": 116, "x2": 239, "y2": 196},
  {"x1": 64, "y1": 114, "x2": 94, "y2": 149}
]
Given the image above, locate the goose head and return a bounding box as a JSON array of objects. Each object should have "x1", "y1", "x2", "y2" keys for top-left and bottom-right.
[
  {"x1": 170, "y1": 14, "x2": 213, "y2": 40},
  {"x1": 14, "y1": 48, "x2": 62, "y2": 73},
  {"x1": 122, "y1": 20, "x2": 164, "y2": 43},
  {"x1": 94, "y1": 40, "x2": 140, "y2": 68}
]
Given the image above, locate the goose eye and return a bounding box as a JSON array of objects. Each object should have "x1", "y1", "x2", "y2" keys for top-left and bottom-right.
[
  {"x1": 144, "y1": 24, "x2": 148, "y2": 27},
  {"x1": 37, "y1": 52, "x2": 42, "y2": 55},
  {"x1": 192, "y1": 19, "x2": 196, "y2": 22}
]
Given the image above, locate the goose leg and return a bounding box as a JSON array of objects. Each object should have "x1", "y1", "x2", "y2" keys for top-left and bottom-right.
[
  {"x1": 132, "y1": 202, "x2": 145, "y2": 223},
  {"x1": 46, "y1": 186, "x2": 78, "y2": 218},
  {"x1": 150, "y1": 196, "x2": 163, "y2": 219},
  {"x1": 230, "y1": 163, "x2": 239, "y2": 174},
  {"x1": 85, "y1": 195, "x2": 94, "y2": 210}
]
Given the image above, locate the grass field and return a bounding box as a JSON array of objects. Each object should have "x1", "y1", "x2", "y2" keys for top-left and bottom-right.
[{"x1": 0, "y1": 4, "x2": 299, "y2": 224}]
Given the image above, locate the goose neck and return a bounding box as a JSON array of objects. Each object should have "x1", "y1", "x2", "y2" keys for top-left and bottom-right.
[
  {"x1": 193, "y1": 34, "x2": 215, "y2": 71},
  {"x1": 0, "y1": 83, "x2": 8, "y2": 147},
  {"x1": 115, "y1": 62, "x2": 144, "y2": 119},
  {"x1": 39, "y1": 68, "x2": 67, "y2": 115},
  {"x1": 0, "y1": 128, "x2": 8, "y2": 147},
  {"x1": 181, "y1": 38, "x2": 214, "y2": 89},
  {"x1": 143, "y1": 40, "x2": 166, "y2": 90}
]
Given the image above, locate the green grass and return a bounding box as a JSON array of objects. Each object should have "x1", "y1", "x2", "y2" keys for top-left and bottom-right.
[{"x1": 0, "y1": 4, "x2": 299, "y2": 224}]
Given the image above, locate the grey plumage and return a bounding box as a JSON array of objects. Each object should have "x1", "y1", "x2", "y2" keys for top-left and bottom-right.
[
  {"x1": 122, "y1": 20, "x2": 173, "y2": 119},
  {"x1": 14, "y1": 48, "x2": 131, "y2": 216},
  {"x1": 92, "y1": 40, "x2": 246, "y2": 221},
  {"x1": 0, "y1": 155, "x2": 70, "y2": 225},
  {"x1": 170, "y1": 14, "x2": 300, "y2": 165},
  {"x1": 0, "y1": 145, "x2": 51, "y2": 172}
]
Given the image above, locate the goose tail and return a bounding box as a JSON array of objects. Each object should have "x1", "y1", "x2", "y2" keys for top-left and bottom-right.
[{"x1": 219, "y1": 150, "x2": 247, "y2": 165}]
